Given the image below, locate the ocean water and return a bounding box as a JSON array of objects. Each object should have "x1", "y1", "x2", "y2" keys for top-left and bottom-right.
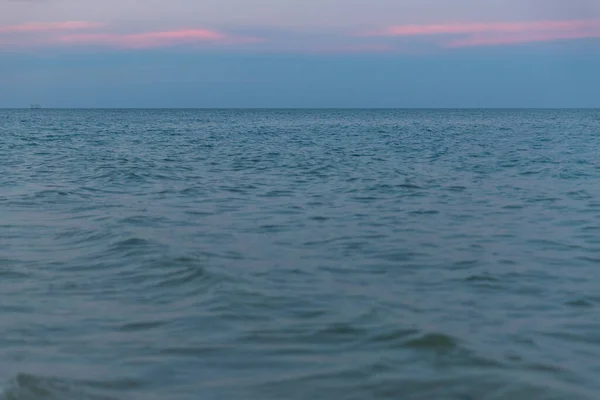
[{"x1": 1, "y1": 109, "x2": 599, "y2": 400}]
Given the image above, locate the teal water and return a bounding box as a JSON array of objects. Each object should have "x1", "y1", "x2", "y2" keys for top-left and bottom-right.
[{"x1": 1, "y1": 109, "x2": 600, "y2": 399}]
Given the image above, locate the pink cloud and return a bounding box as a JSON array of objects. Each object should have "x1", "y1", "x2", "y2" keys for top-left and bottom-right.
[
  {"x1": 448, "y1": 28, "x2": 600, "y2": 47},
  {"x1": 365, "y1": 20, "x2": 600, "y2": 37},
  {"x1": 0, "y1": 21, "x2": 103, "y2": 33},
  {"x1": 363, "y1": 19, "x2": 600, "y2": 48},
  {"x1": 56, "y1": 29, "x2": 229, "y2": 49},
  {"x1": 55, "y1": 29, "x2": 264, "y2": 49},
  {"x1": 0, "y1": 21, "x2": 265, "y2": 50}
]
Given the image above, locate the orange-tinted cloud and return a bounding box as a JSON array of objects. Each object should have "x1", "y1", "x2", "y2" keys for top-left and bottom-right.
[
  {"x1": 366, "y1": 20, "x2": 600, "y2": 37},
  {"x1": 0, "y1": 22, "x2": 264, "y2": 50},
  {"x1": 3, "y1": 19, "x2": 599, "y2": 52},
  {"x1": 363, "y1": 19, "x2": 600, "y2": 47},
  {"x1": 0, "y1": 21, "x2": 103, "y2": 33},
  {"x1": 57, "y1": 29, "x2": 230, "y2": 49}
]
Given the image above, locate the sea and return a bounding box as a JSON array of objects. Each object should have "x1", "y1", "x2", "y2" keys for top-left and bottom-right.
[{"x1": 1, "y1": 109, "x2": 599, "y2": 400}]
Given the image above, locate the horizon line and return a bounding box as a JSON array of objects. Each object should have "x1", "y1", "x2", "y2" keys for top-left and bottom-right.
[{"x1": 2, "y1": 107, "x2": 599, "y2": 110}]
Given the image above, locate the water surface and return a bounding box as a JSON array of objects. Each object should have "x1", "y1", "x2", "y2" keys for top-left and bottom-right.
[{"x1": 1, "y1": 109, "x2": 600, "y2": 399}]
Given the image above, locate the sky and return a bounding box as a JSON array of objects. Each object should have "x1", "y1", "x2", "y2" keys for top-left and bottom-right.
[{"x1": 1, "y1": 0, "x2": 599, "y2": 108}]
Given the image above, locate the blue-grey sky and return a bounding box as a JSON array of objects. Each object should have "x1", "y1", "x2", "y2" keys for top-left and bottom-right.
[{"x1": 1, "y1": 0, "x2": 599, "y2": 107}]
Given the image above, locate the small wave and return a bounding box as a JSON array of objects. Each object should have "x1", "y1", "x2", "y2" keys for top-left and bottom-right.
[
  {"x1": 566, "y1": 299, "x2": 594, "y2": 308},
  {"x1": 409, "y1": 209, "x2": 439, "y2": 215},
  {"x1": 0, "y1": 373, "x2": 123, "y2": 400},
  {"x1": 450, "y1": 260, "x2": 479, "y2": 269},
  {"x1": 109, "y1": 237, "x2": 151, "y2": 250},
  {"x1": 464, "y1": 274, "x2": 498, "y2": 282},
  {"x1": 33, "y1": 189, "x2": 69, "y2": 198},
  {"x1": 7, "y1": 189, "x2": 83, "y2": 206},
  {"x1": 368, "y1": 328, "x2": 420, "y2": 347},
  {"x1": 300, "y1": 322, "x2": 367, "y2": 344},
  {"x1": 404, "y1": 333, "x2": 459, "y2": 351},
  {"x1": 119, "y1": 215, "x2": 167, "y2": 228},
  {"x1": 397, "y1": 183, "x2": 423, "y2": 189},
  {"x1": 118, "y1": 320, "x2": 168, "y2": 332},
  {"x1": 256, "y1": 224, "x2": 285, "y2": 233},
  {"x1": 149, "y1": 263, "x2": 209, "y2": 290},
  {"x1": 0, "y1": 268, "x2": 30, "y2": 279},
  {"x1": 577, "y1": 256, "x2": 600, "y2": 264},
  {"x1": 375, "y1": 250, "x2": 423, "y2": 263},
  {"x1": 502, "y1": 204, "x2": 524, "y2": 210},
  {"x1": 54, "y1": 229, "x2": 117, "y2": 249}
]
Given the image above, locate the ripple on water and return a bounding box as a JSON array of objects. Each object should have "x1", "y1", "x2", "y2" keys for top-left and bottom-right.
[
  {"x1": 3, "y1": 109, "x2": 600, "y2": 400},
  {"x1": 0, "y1": 373, "x2": 141, "y2": 400},
  {"x1": 565, "y1": 299, "x2": 594, "y2": 308},
  {"x1": 403, "y1": 332, "x2": 459, "y2": 351}
]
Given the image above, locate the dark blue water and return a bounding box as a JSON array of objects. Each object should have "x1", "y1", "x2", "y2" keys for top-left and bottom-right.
[{"x1": 1, "y1": 109, "x2": 600, "y2": 399}]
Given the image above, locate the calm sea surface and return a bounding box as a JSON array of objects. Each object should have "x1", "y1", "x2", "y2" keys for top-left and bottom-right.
[{"x1": 1, "y1": 109, "x2": 600, "y2": 400}]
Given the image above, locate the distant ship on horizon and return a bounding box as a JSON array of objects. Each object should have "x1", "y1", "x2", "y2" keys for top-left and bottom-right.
[{"x1": 30, "y1": 104, "x2": 41, "y2": 109}]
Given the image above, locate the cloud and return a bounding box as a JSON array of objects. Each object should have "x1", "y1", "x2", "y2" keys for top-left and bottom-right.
[
  {"x1": 0, "y1": 21, "x2": 103, "y2": 33},
  {"x1": 0, "y1": 22, "x2": 265, "y2": 50},
  {"x1": 2, "y1": 17, "x2": 600, "y2": 53},
  {"x1": 365, "y1": 20, "x2": 600, "y2": 36},
  {"x1": 55, "y1": 29, "x2": 260, "y2": 49},
  {"x1": 448, "y1": 27, "x2": 600, "y2": 47},
  {"x1": 363, "y1": 19, "x2": 600, "y2": 47}
]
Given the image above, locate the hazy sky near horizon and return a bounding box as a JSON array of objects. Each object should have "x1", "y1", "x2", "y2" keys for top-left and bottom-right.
[{"x1": 1, "y1": 0, "x2": 600, "y2": 107}]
